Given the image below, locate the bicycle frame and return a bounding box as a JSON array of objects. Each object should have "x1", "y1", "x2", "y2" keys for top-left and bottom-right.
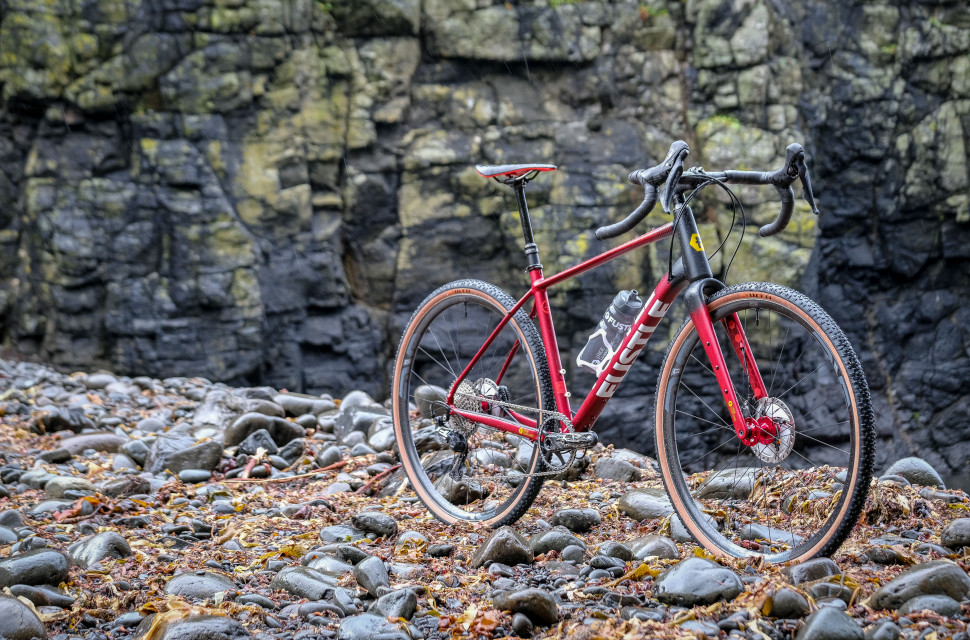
[{"x1": 446, "y1": 181, "x2": 768, "y2": 445}]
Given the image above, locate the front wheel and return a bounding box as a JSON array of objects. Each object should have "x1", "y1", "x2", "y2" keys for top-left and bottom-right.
[
  {"x1": 392, "y1": 279, "x2": 555, "y2": 527},
  {"x1": 655, "y1": 282, "x2": 874, "y2": 563}
]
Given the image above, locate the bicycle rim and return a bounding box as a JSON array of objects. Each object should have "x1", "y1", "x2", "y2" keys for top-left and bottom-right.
[
  {"x1": 656, "y1": 283, "x2": 873, "y2": 563},
  {"x1": 392, "y1": 280, "x2": 553, "y2": 526}
]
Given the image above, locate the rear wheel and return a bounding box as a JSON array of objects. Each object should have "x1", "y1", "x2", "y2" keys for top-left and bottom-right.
[
  {"x1": 655, "y1": 282, "x2": 874, "y2": 563},
  {"x1": 392, "y1": 279, "x2": 554, "y2": 526}
]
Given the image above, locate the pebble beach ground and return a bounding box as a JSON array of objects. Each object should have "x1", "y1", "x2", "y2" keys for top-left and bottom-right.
[{"x1": 0, "y1": 356, "x2": 968, "y2": 640}]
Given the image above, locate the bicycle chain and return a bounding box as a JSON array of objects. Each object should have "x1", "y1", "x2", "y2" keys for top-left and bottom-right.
[{"x1": 439, "y1": 390, "x2": 584, "y2": 480}]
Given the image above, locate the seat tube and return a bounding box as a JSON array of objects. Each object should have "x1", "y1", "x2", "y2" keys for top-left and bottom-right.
[{"x1": 529, "y1": 270, "x2": 572, "y2": 427}]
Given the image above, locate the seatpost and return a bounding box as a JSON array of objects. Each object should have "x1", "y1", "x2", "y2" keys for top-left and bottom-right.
[{"x1": 513, "y1": 179, "x2": 542, "y2": 272}]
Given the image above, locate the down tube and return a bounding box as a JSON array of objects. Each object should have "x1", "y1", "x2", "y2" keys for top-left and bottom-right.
[{"x1": 572, "y1": 275, "x2": 685, "y2": 431}]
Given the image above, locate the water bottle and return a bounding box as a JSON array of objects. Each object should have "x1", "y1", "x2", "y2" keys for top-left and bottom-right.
[{"x1": 576, "y1": 290, "x2": 644, "y2": 375}]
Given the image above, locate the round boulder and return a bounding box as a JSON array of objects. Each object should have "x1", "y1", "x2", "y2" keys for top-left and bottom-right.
[
  {"x1": 940, "y1": 518, "x2": 970, "y2": 550},
  {"x1": 0, "y1": 594, "x2": 45, "y2": 639},
  {"x1": 470, "y1": 526, "x2": 533, "y2": 568},
  {"x1": 882, "y1": 457, "x2": 944, "y2": 488},
  {"x1": 653, "y1": 557, "x2": 743, "y2": 606}
]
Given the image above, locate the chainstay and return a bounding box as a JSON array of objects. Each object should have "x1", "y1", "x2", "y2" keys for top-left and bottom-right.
[{"x1": 441, "y1": 392, "x2": 581, "y2": 479}]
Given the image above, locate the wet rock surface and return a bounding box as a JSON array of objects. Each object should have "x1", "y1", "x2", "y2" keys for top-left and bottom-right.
[
  {"x1": 1, "y1": 358, "x2": 969, "y2": 640},
  {"x1": 0, "y1": 594, "x2": 46, "y2": 640},
  {"x1": 653, "y1": 557, "x2": 744, "y2": 606}
]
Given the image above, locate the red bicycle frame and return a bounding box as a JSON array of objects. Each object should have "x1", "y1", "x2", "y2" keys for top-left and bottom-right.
[{"x1": 445, "y1": 211, "x2": 769, "y2": 445}]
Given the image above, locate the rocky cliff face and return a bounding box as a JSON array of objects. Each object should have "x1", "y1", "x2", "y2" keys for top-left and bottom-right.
[{"x1": 0, "y1": 0, "x2": 967, "y2": 476}]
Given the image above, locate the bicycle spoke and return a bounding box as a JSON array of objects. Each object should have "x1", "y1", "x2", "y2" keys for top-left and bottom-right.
[
  {"x1": 679, "y1": 379, "x2": 733, "y2": 426},
  {"x1": 776, "y1": 362, "x2": 825, "y2": 400}
]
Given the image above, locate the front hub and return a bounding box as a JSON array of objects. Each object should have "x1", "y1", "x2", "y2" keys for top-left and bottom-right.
[{"x1": 748, "y1": 397, "x2": 796, "y2": 463}]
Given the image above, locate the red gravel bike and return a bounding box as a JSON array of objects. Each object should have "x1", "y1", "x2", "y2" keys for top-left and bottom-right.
[{"x1": 392, "y1": 140, "x2": 874, "y2": 563}]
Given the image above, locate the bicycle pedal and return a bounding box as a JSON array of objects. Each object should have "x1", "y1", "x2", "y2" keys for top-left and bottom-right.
[{"x1": 546, "y1": 431, "x2": 599, "y2": 451}]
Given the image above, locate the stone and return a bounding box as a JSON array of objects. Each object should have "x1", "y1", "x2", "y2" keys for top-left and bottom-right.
[
  {"x1": 492, "y1": 588, "x2": 559, "y2": 626},
  {"x1": 337, "y1": 614, "x2": 408, "y2": 640},
  {"x1": 470, "y1": 526, "x2": 533, "y2": 568},
  {"x1": 236, "y1": 428, "x2": 279, "y2": 455},
  {"x1": 335, "y1": 545, "x2": 373, "y2": 565},
  {"x1": 596, "y1": 541, "x2": 634, "y2": 562},
  {"x1": 370, "y1": 588, "x2": 417, "y2": 620},
  {"x1": 135, "y1": 614, "x2": 251, "y2": 640},
  {"x1": 530, "y1": 526, "x2": 586, "y2": 555},
  {"x1": 164, "y1": 571, "x2": 236, "y2": 600},
  {"x1": 316, "y1": 445, "x2": 343, "y2": 468},
  {"x1": 896, "y1": 594, "x2": 962, "y2": 617},
  {"x1": 306, "y1": 555, "x2": 354, "y2": 577},
  {"x1": 940, "y1": 518, "x2": 970, "y2": 549},
  {"x1": 696, "y1": 467, "x2": 758, "y2": 499},
  {"x1": 395, "y1": 530, "x2": 428, "y2": 550},
  {"x1": 653, "y1": 557, "x2": 743, "y2": 606},
  {"x1": 274, "y1": 393, "x2": 336, "y2": 417},
  {"x1": 864, "y1": 546, "x2": 908, "y2": 565},
  {"x1": 511, "y1": 612, "x2": 534, "y2": 638},
  {"x1": 864, "y1": 620, "x2": 901, "y2": 640},
  {"x1": 351, "y1": 512, "x2": 398, "y2": 538},
  {"x1": 68, "y1": 531, "x2": 133, "y2": 568},
  {"x1": 0, "y1": 549, "x2": 70, "y2": 588},
  {"x1": 0, "y1": 511, "x2": 25, "y2": 528},
  {"x1": 33, "y1": 406, "x2": 96, "y2": 433},
  {"x1": 225, "y1": 412, "x2": 306, "y2": 447},
  {"x1": 45, "y1": 476, "x2": 96, "y2": 499},
  {"x1": 883, "y1": 458, "x2": 945, "y2": 488},
  {"x1": 413, "y1": 385, "x2": 448, "y2": 419},
  {"x1": 121, "y1": 439, "x2": 151, "y2": 465},
  {"x1": 320, "y1": 524, "x2": 369, "y2": 544},
  {"x1": 618, "y1": 488, "x2": 673, "y2": 521},
  {"x1": 353, "y1": 556, "x2": 390, "y2": 597},
  {"x1": 629, "y1": 535, "x2": 679, "y2": 560},
  {"x1": 100, "y1": 477, "x2": 149, "y2": 501},
  {"x1": 0, "y1": 526, "x2": 17, "y2": 545},
  {"x1": 594, "y1": 457, "x2": 642, "y2": 482},
  {"x1": 368, "y1": 428, "x2": 397, "y2": 452},
  {"x1": 0, "y1": 594, "x2": 46, "y2": 640},
  {"x1": 794, "y1": 607, "x2": 863, "y2": 640},
  {"x1": 867, "y1": 560, "x2": 970, "y2": 610},
  {"x1": 178, "y1": 469, "x2": 213, "y2": 484},
  {"x1": 84, "y1": 373, "x2": 117, "y2": 389},
  {"x1": 135, "y1": 417, "x2": 167, "y2": 433},
  {"x1": 38, "y1": 447, "x2": 72, "y2": 463},
  {"x1": 235, "y1": 594, "x2": 275, "y2": 609},
  {"x1": 270, "y1": 566, "x2": 338, "y2": 600},
  {"x1": 8, "y1": 584, "x2": 75, "y2": 608},
  {"x1": 770, "y1": 587, "x2": 811, "y2": 618},
  {"x1": 27, "y1": 500, "x2": 73, "y2": 517},
  {"x1": 60, "y1": 432, "x2": 126, "y2": 454},
  {"x1": 427, "y1": 544, "x2": 454, "y2": 557},
  {"x1": 782, "y1": 557, "x2": 841, "y2": 585},
  {"x1": 144, "y1": 434, "x2": 223, "y2": 474},
  {"x1": 112, "y1": 453, "x2": 139, "y2": 471},
  {"x1": 549, "y1": 508, "x2": 601, "y2": 533},
  {"x1": 739, "y1": 523, "x2": 803, "y2": 547},
  {"x1": 561, "y1": 545, "x2": 585, "y2": 563}
]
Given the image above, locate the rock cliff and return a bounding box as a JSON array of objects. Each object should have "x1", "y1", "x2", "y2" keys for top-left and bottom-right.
[{"x1": 0, "y1": 0, "x2": 967, "y2": 476}]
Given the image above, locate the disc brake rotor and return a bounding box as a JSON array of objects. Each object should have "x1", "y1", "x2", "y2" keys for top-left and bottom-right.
[{"x1": 750, "y1": 397, "x2": 795, "y2": 463}]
